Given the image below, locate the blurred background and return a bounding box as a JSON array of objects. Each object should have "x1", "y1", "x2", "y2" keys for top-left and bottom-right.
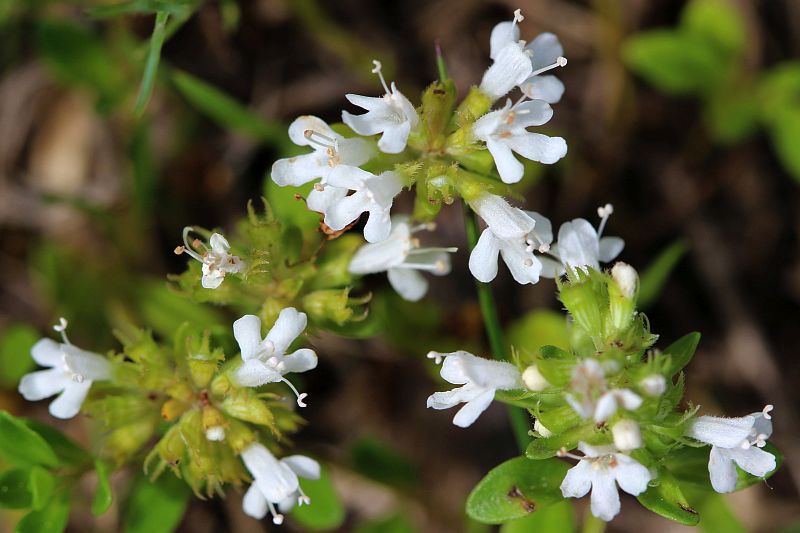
[{"x1": 1, "y1": 0, "x2": 799, "y2": 531}]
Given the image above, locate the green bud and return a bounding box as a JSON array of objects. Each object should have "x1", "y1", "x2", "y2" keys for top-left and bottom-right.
[
  {"x1": 607, "y1": 262, "x2": 638, "y2": 333},
  {"x1": 219, "y1": 389, "x2": 276, "y2": 430},
  {"x1": 225, "y1": 419, "x2": 256, "y2": 454},
  {"x1": 161, "y1": 398, "x2": 191, "y2": 422},
  {"x1": 559, "y1": 270, "x2": 607, "y2": 339},
  {"x1": 453, "y1": 86, "x2": 492, "y2": 126},
  {"x1": 414, "y1": 79, "x2": 457, "y2": 151},
  {"x1": 154, "y1": 423, "x2": 186, "y2": 469},
  {"x1": 302, "y1": 288, "x2": 354, "y2": 326}
]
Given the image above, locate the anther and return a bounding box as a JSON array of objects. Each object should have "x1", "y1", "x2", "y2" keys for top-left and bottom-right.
[
  {"x1": 371, "y1": 59, "x2": 391, "y2": 95},
  {"x1": 427, "y1": 351, "x2": 443, "y2": 364},
  {"x1": 524, "y1": 258, "x2": 534, "y2": 267},
  {"x1": 314, "y1": 183, "x2": 325, "y2": 192},
  {"x1": 529, "y1": 56, "x2": 568, "y2": 77},
  {"x1": 763, "y1": 404, "x2": 774, "y2": 420}
]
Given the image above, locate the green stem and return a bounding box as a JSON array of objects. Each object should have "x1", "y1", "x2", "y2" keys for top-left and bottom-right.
[{"x1": 462, "y1": 200, "x2": 530, "y2": 452}]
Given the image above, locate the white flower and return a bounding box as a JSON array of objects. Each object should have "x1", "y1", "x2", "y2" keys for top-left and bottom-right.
[
  {"x1": 271, "y1": 115, "x2": 373, "y2": 187},
  {"x1": 640, "y1": 374, "x2": 667, "y2": 397},
  {"x1": 311, "y1": 166, "x2": 404, "y2": 243},
  {"x1": 686, "y1": 405, "x2": 777, "y2": 493},
  {"x1": 559, "y1": 442, "x2": 652, "y2": 521},
  {"x1": 611, "y1": 420, "x2": 642, "y2": 451},
  {"x1": 18, "y1": 318, "x2": 111, "y2": 419},
  {"x1": 488, "y1": 11, "x2": 567, "y2": 104},
  {"x1": 538, "y1": 204, "x2": 625, "y2": 278},
  {"x1": 565, "y1": 359, "x2": 642, "y2": 423},
  {"x1": 348, "y1": 216, "x2": 456, "y2": 301},
  {"x1": 521, "y1": 364, "x2": 551, "y2": 391},
  {"x1": 467, "y1": 193, "x2": 554, "y2": 285},
  {"x1": 611, "y1": 262, "x2": 637, "y2": 299},
  {"x1": 426, "y1": 350, "x2": 523, "y2": 428},
  {"x1": 473, "y1": 99, "x2": 568, "y2": 184},
  {"x1": 233, "y1": 309, "x2": 317, "y2": 407},
  {"x1": 241, "y1": 442, "x2": 320, "y2": 525},
  {"x1": 177, "y1": 228, "x2": 246, "y2": 289},
  {"x1": 342, "y1": 60, "x2": 418, "y2": 154}
]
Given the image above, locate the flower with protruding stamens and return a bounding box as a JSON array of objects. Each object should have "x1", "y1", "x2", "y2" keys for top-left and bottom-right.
[
  {"x1": 18, "y1": 318, "x2": 112, "y2": 419},
  {"x1": 234, "y1": 309, "x2": 317, "y2": 407},
  {"x1": 538, "y1": 204, "x2": 625, "y2": 278},
  {"x1": 271, "y1": 115, "x2": 373, "y2": 187},
  {"x1": 314, "y1": 166, "x2": 405, "y2": 243},
  {"x1": 686, "y1": 405, "x2": 777, "y2": 493},
  {"x1": 559, "y1": 442, "x2": 652, "y2": 521},
  {"x1": 240, "y1": 442, "x2": 320, "y2": 525},
  {"x1": 426, "y1": 350, "x2": 523, "y2": 427},
  {"x1": 473, "y1": 99, "x2": 567, "y2": 184},
  {"x1": 176, "y1": 228, "x2": 246, "y2": 289},
  {"x1": 342, "y1": 60, "x2": 419, "y2": 154},
  {"x1": 348, "y1": 216, "x2": 456, "y2": 301}
]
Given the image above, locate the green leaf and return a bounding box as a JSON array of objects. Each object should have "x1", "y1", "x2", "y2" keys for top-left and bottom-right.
[
  {"x1": 133, "y1": 11, "x2": 169, "y2": 115},
  {"x1": 637, "y1": 240, "x2": 688, "y2": 309},
  {"x1": 0, "y1": 412, "x2": 60, "y2": 468},
  {"x1": 0, "y1": 468, "x2": 33, "y2": 509},
  {"x1": 508, "y1": 311, "x2": 569, "y2": 362},
  {"x1": 289, "y1": 465, "x2": 346, "y2": 531},
  {"x1": 28, "y1": 467, "x2": 56, "y2": 510},
  {"x1": 666, "y1": 443, "x2": 782, "y2": 491},
  {"x1": 355, "y1": 513, "x2": 417, "y2": 533},
  {"x1": 681, "y1": 0, "x2": 746, "y2": 57},
  {"x1": 466, "y1": 457, "x2": 570, "y2": 524},
  {"x1": 663, "y1": 332, "x2": 701, "y2": 376},
  {"x1": 92, "y1": 460, "x2": 113, "y2": 516},
  {"x1": 264, "y1": 179, "x2": 320, "y2": 232},
  {"x1": 123, "y1": 473, "x2": 189, "y2": 533},
  {"x1": 14, "y1": 495, "x2": 70, "y2": 533},
  {"x1": 499, "y1": 500, "x2": 574, "y2": 533},
  {"x1": 757, "y1": 63, "x2": 800, "y2": 125},
  {"x1": 526, "y1": 425, "x2": 592, "y2": 460},
  {"x1": 637, "y1": 471, "x2": 700, "y2": 526},
  {"x1": 137, "y1": 281, "x2": 226, "y2": 340},
  {"x1": 23, "y1": 420, "x2": 90, "y2": 466},
  {"x1": 0, "y1": 324, "x2": 38, "y2": 388},
  {"x1": 170, "y1": 69, "x2": 289, "y2": 148},
  {"x1": 349, "y1": 437, "x2": 417, "y2": 490},
  {"x1": 766, "y1": 107, "x2": 800, "y2": 183}
]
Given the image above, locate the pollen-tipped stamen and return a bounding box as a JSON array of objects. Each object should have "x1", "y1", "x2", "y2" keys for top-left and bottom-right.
[
  {"x1": 530, "y1": 56, "x2": 568, "y2": 78},
  {"x1": 371, "y1": 59, "x2": 391, "y2": 95}
]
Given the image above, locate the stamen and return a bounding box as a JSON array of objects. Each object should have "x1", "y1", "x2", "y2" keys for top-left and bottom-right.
[
  {"x1": 556, "y1": 447, "x2": 584, "y2": 461},
  {"x1": 510, "y1": 9, "x2": 524, "y2": 39},
  {"x1": 396, "y1": 261, "x2": 447, "y2": 272},
  {"x1": 525, "y1": 230, "x2": 550, "y2": 254},
  {"x1": 278, "y1": 376, "x2": 308, "y2": 408},
  {"x1": 410, "y1": 222, "x2": 437, "y2": 233},
  {"x1": 529, "y1": 56, "x2": 568, "y2": 77},
  {"x1": 266, "y1": 500, "x2": 284, "y2": 525},
  {"x1": 596, "y1": 203, "x2": 614, "y2": 237},
  {"x1": 303, "y1": 129, "x2": 338, "y2": 150},
  {"x1": 427, "y1": 351, "x2": 443, "y2": 364},
  {"x1": 53, "y1": 317, "x2": 72, "y2": 345},
  {"x1": 297, "y1": 486, "x2": 311, "y2": 506},
  {"x1": 371, "y1": 60, "x2": 391, "y2": 95},
  {"x1": 407, "y1": 247, "x2": 458, "y2": 254},
  {"x1": 763, "y1": 404, "x2": 774, "y2": 420},
  {"x1": 181, "y1": 227, "x2": 205, "y2": 263}
]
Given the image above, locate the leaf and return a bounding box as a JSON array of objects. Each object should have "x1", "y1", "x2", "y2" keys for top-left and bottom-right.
[
  {"x1": 137, "y1": 281, "x2": 226, "y2": 340},
  {"x1": 681, "y1": 0, "x2": 746, "y2": 57},
  {"x1": 499, "y1": 500, "x2": 574, "y2": 533},
  {"x1": 508, "y1": 311, "x2": 569, "y2": 362},
  {"x1": 526, "y1": 425, "x2": 592, "y2": 460},
  {"x1": 766, "y1": 107, "x2": 800, "y2": 183},
  {"x1": 355, "y1": 513, "x2": 417, "y2": 533},
  {"x1": 87, "y1": 0, "x2": 195, "y2": 18},
  {"x1": 14, "y1": 495, "x2": 70, "y2": 533},
  {"x1": 122, "y1": 472, "x2": 189, "y2": 533},
  {"x1": 466, "y1": 457, "x2": 570, "y2": 524},
  {"x1": 264, "y1": 179, "x2": 320, "y2": 232},
  {"x1": 92, "y1": 460, "x2": 113, "y2": 516},
  {"x1": 682, "y1": 486, "x2": 747, "y2": 533},
  {"x1": 28, "y1": 467, "x2": 56, "y2": 510},
  {"x1": 23, "y1": 420, "x2": 91, "y2": 466},
  {"x1": 170, "y1": 69, "x2": 289, "y2": 148},
  {"x1": 289, "y1": 465, "x2": 346, "y2": 531},
  {"x1": 663, "y1": 332, "x2": 701, "y2": 376},
  {"x1": 133, "y1": 11, "x2": 169, "y2": 115},
  {"x1": 637, "y1": 471, "x2": 700, "y2": 526},
  {"x1": 666, "y1": 442, "x2": 782, "y2": 491},
  {"x1": 0, "y1": 412, "x2": 60, "y2": 468},
  {"x1": 637, "y1": 240, "x2": 688, "y2": 309},
  {"x1": 0, "y1": 324, "x2": 38, "y2": 388},
  {"x1": 0, "y1": 468, "x2": 33, "y2": 509}
]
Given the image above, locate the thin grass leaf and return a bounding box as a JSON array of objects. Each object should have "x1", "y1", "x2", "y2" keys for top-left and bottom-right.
[{"x1": 133, "y1": 11, "x2": 169, "y2": 116}]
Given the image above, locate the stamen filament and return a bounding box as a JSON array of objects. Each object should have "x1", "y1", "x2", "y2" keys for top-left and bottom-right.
[
  {"x1": 181, "y1": 227, "x2": 205, "y2": 263},
  {"x1": 371, "y1": 60, "x2": 391, "y2": 95},
  {"x1": 278, "y1": 376, "x2": 308, "y2": 408},
  {"x1": 596, "y1": 203, "x2": 614, "y2": 237},
  {"x1": 529, "y1": 56, "x2": 568, "y2": 77},
  {"x1": 407, "y1": 247, "x2": 458, "y2": 254}
]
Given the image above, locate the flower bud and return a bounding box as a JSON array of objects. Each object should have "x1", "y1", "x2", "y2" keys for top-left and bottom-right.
[
  {"x1": 302, "y1": 289, "x2": 354, "y2": 325},
  {"x1": 202, "y1": 406, "x2": 227, "y2": 441},
  {"x1": 155, "y1": 423, "x2": 186, "y2": 467},
  {"x1": 522, "y1": 365, "x2": 551, "y2": 391},
  {"x1": 640, "y1": 374, "x2": 667, "y2": 397},
  {"x1": 612, "y1": 419, "x2": 642, "y2": 451},
  {"x1": 608, "y1": 262, "x2": 638, "y2": 332},
  {"x1": 534, "y1": 419, "x2": 553, "y2": 437},
  {"x1": 559, "y1": 276, "x2": 605, "y2": 337},
  {"x1": 220, "y1": 391, "x2": 276, "y2": 429},
  {"x1": 611, "y1": 262, "x2": 638, "y2": 299}
]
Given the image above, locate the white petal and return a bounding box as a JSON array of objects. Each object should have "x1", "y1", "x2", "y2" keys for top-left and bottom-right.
[
  {"x1": 377, "y1": 121, "x2": 411, "y2": 154},
  {"x1": 19, "y1": 368, "x2": 68, "y2": 401},
  {"x1": 752, "y1": 413, "x2": 773, "y2": 440},
  {"x1": 589, "y1": 469, "x2": 621, "y2": 521},
  {"x1": 727, "y1": 446, "x2": 776, "y2": 479},
  {"x1": 473, "y1": 105, "x2": 507, "y2": 141},
  {"x1": 266, "y1": 308, "x2": 308, "y2": 356},
  {"x1": 470, "y1": 194, "x2": 535, "y2": 240},
  {"x1": 557, "y1": 219, "x2": 600, "y2": 272},
  {"x1": 236, "y1": 360, "x2": 282, "y2": 387},
  {"x1": 387, "y1": 268, "x2": 429, "y2": 301},
  {"x1": 524, "y1": 211, "x2": 553, "y2": 245},
  {"x1": 538, "y1": 256, "x2": 564, "y2": 278},
  {"x1": 342, "y1": 109, "x2": 386, "y2": 136},
  {"x1": 512, "y1": 99, "x2": 554, "y2": 128},
  {"x1": 441, "y1": 352, "x2": 522, "y2": 390},
  {"x1": 278, "y1": 493, "x2": 297, "y2": 513},
  {"x1": 325, "y1": 192, "x2": 370, "y2": 232},
  {"x1": 487, "y1": 137, "x2": 524, "y2": 184},
  {"x1": 338, "y1": 138, "x2": 374, "y2": 166},
  {"x1": 452, "y1": 387, "x2": 496, "y2": 428},
  {"x1": 201, "y1": 270, "x2": 225, "y2": 289},
  {"x1": 271, "y1": 152, "x2": 330, "y2": 187},
  {"x1": 687, "y1": 415, "x2": 755, "y2": 448},
  {"x1": 613, "y1": 455, "x2": 651, "y2": 495},
  {"x1": 499, "y1": 241, "x2": 542, "y2": 285},
  {"x1": 348, "y1": 223, "x2": 410, "y2": 274},
  {"x1": 427, "y1": 385, "x2": 480, "y2": 410},
  {"x1": 363, "y1": 206, "x2": 394, "y2": 243},
  {"x1": 31, "y1": 338, "x2": 63, "y2": 368},
  {"x1": 560, "y1": 460, "x2": 593, "y2": 498},
  {"x1": 578, "y1": 442, "x2": 618, "y2": 458},
  {"x1": 409, "y1": 251, "x2": 452, "y2": 276},
  {"x1": 325, "y1": 163, "x2": 373, "y2": 190},
  {"x1": 288, "y1": 115, "x2": 337, "y2": 147},
  {"x1": 306, "y1": 185, "x2": 347, "y2": 214},
  {"x1": 48, "y1": 380, "x2": 91, "y2": 419},
  {"x1": 520, "y1": 75, "x2": 565, "y2": 104},
  {"x1": 242, "y1": 483, "x2": 268, "y2": 519},
  {"x1": 598, "y1": 237, "x2": 625, "y2": 263},
  {"x1": 233, "y1": 315, "x2": 263, "y2": 361},
  {"x1": 490, "y1": 21, "x2": 520, "y2": 60},
  {"x1": 616, "y1": 389, "x2": 643, "y2": 411},
  {"x1": 594, "y1": 392, "x2": 618, "y2": 423},
  {"x1": 468, "y1": 229, "x2": 501, "y2": 283},
  {"x1": 209, "y1": 233, "x2": 230, "y2": 254},
  {"x1": 282, "y1": 455, "x2": 321, "y2": 480},
  {"x1": 526, "y1": 32, "x2": 564, "y2": 72},
  {"x1": 241, "y1": 443, "x2": 300, "y2": 503},
  {"x1": 281, "y1": 348, "x2": 318, "y2": 374},
  {"x1": 480, "y1": 43, "x2": 534, "y2": 101},
  {"x1": 506, "y1": 132, "x2": 568, "y2": 165},
  {"x1": 708, "y1": 446, "x2": 738, "y2": 493},
  {"x1": 62, "y1": 345, "x2": 112, "y2": 381}
]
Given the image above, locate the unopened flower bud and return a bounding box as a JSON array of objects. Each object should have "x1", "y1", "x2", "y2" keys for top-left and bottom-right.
[
  {"x1": 522, "y1": 365, "x2": 551, "y2": 391},
  {"x1": 205, "y1": 426, "x2": 225, "y2": 441},
  {"x1": 534, "y1": 419, "x2": 553, "y2": 437},
  {"x1": 611, "y1": 262, "x2": 638, "y2": 299},
  {"x1": 608, "y1": 262, "x2": 638, "y2": 332},
  {"x1": 612, "y1": 419, "x2": 642, "y2": 451},
  {"x1": 640, "y1": 374, "x2": 667, "y2": 397}
]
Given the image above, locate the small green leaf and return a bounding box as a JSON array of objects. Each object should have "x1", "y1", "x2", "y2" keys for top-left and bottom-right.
[
  {"x1": 663, "y1": 332, "x2": 701, "y2": 376},
  {"x1": 0, "y1": 413, "x2": 60, "y2": 468},
  {"x1": 23, "y1": 420, "x2": 90, "y2": 466},
  {"x1": 637, "y1": 471, "x2": 700, "y2": 526},
  {"x1": 0, "y1": 468, "x2": 33, "y2": 509},
  {"x1": 289, "y1": 465, "x2": 346, "y2": 531},
  {"x1": 637, "y1": 240, "x2": 688, "y2": 309},
  {"x1": 133, "y1": 11, "x2": 169, "y2": 115},
  {"x1": 681, "y1": 0, "x2": 746, "y2": 57},
  {"x1": 14, "y1": 494, "x2": 70, "y2": 533},
  {"x1": 499, "y1": 500, "x2": 574, "y2": 533},
  {"x1": 0, "y1": 324, "x2": 38, "y2": 388},
  {"x1": 466, "y1": 457, "x2": 570, "y2": 524},
  {"x1": 92, "y1": 460, "x2": 113, "y2": 516},
  {"x1": 123, "y1": 472, "x2": 189, "y2": 533},
  {"x1": 705, "y1": 89, "x2": 759, "y2": 145},
  {"x1": 28, "y1": 467, "x2": 56, "y2": 510}
]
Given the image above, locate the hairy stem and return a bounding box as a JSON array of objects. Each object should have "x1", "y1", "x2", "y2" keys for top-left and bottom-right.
[{"x1": 462, "y1": 200, "x2": 530, "y2": 451}]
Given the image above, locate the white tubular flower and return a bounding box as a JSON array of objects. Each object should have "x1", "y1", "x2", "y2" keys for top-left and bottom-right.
[
  {"x1": 426, "y1": 350, "x2": 523, "y2": 428},
  {"x1": 241, "y1": 443, "x2": 320, "y2": 525},
  {"x1": 522, "y1": 364, "x2": 551, "y2": 391},
  {"x1": 18, "y1": 318, "x2": 111, "y2": 419},
  {"x1": 559, "y1": 442, "x2": 652, "y2": 522},
  {"x1": 612, "y1": 420, "x2": 643, "y2": 451},
  {"x1": 342, "y1": 60, "x2": 419, "y2": 154},
  {"x1": 538, "y1": 204, "x2": 625, "y2": 278},
  {"x1": 480, "y1": 40, "x2": 532, "y2": 102},
  {"x1": 348, "y1": 216, "x2": 456, "y2": 301},
  {"x1": 271, "y1": 115, "x2": 373, "y2": 187},
  {"x1": 177, "y1": 228, "x2": 246, "y2": 289},
  {"x1": 317, "y1": 166, "x2": 405, "y2": 243},
  {"x1": 468, "y1": 193, "x2": 554, "y2": 285},
  {"x1": 473, "y1": 99, "x2": 567, "y2": 184},
  {"x1": 565, "y1": 359, "x2": 642, "y2": 423},
  {"x1": 233, "y1": 309, "x2": 317, "y2": 407},
  {"x1": 686, "y1": 405, "x2": 777, "y2": 493}
]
